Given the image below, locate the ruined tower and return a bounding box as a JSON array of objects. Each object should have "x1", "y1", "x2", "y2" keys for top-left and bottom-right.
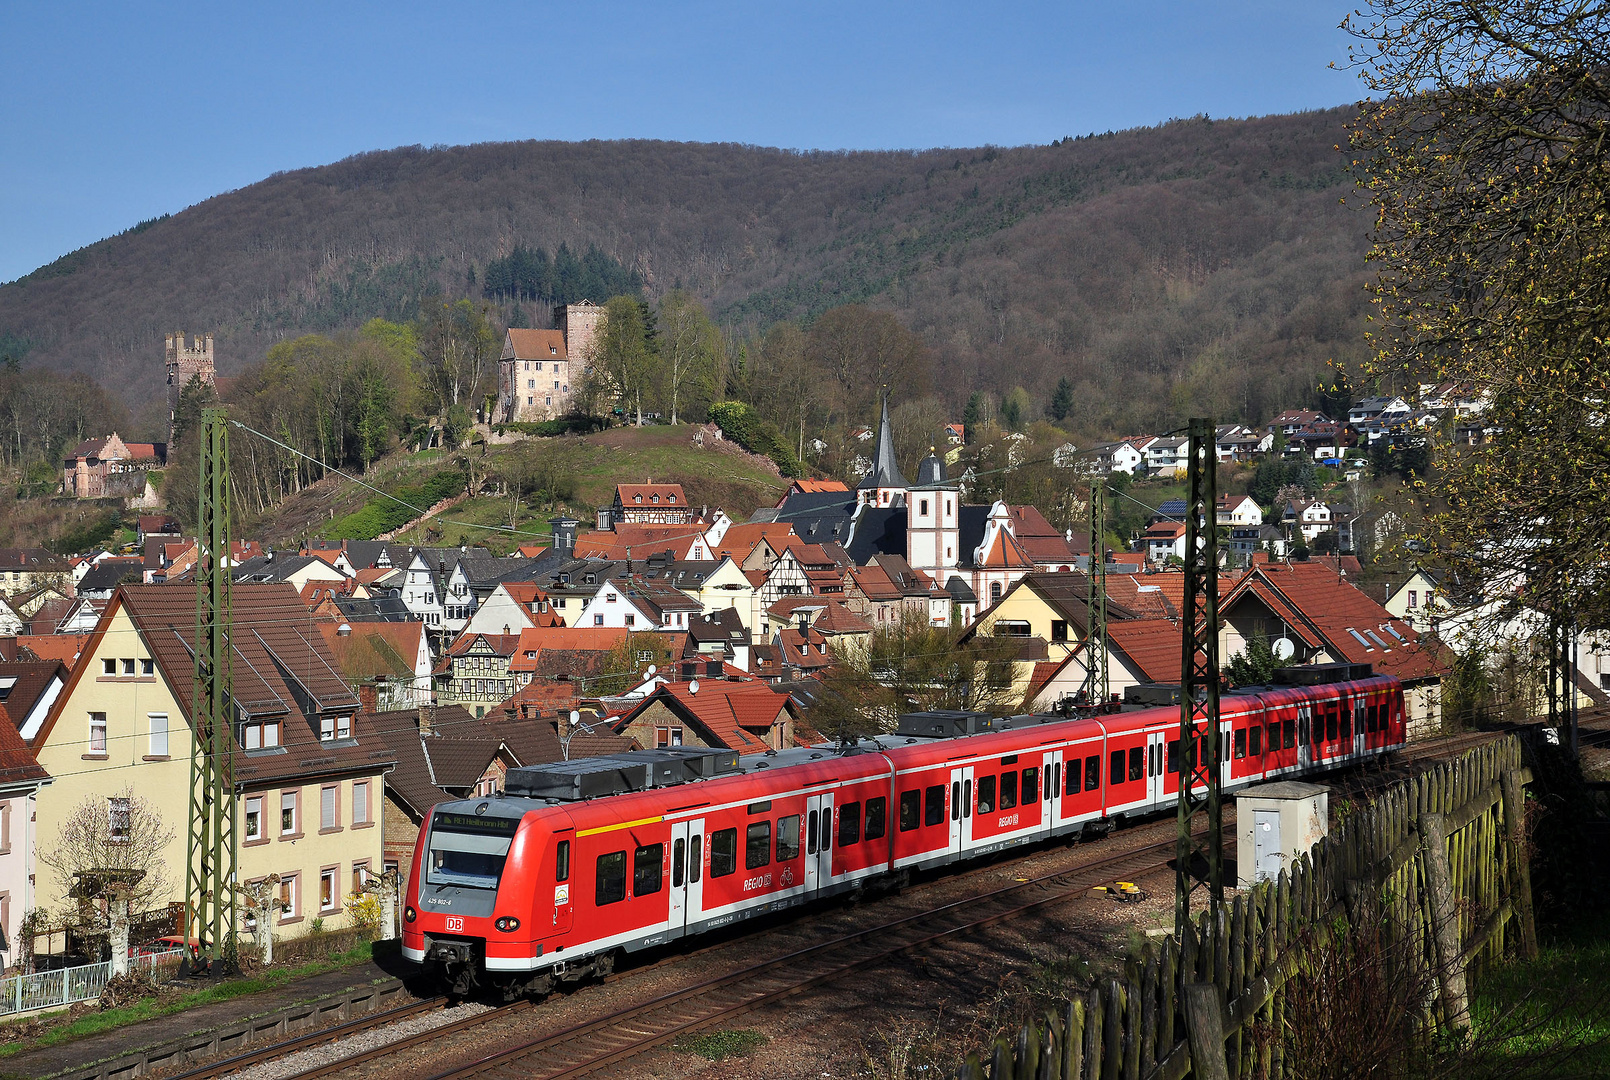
[{"x1": 166, "y1": 332, "x2": 216, "y2": 447}]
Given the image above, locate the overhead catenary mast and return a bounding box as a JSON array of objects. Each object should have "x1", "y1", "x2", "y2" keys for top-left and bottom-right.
[{"x1": 186, "y1": 406, "x2": 237, "y2": 972}]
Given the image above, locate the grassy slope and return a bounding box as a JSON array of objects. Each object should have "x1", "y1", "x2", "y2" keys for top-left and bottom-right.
[{"x1": 250, "y1": 426, "x2": 788, "y2": 551}]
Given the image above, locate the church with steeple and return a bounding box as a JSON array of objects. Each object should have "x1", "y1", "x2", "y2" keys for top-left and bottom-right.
[{"x1": 758, "y1": 398, "x2": 1076, "y2": 624}]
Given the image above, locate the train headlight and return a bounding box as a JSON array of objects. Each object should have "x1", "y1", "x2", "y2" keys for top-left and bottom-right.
[
  {"x1": 494, "y1": 916, "x2": 520, "y2": 933},
  {"x1": 404, "y1": 906, "x2": 417, "y2": 923}
]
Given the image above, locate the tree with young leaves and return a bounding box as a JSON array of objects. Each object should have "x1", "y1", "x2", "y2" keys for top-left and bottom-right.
[
  {"x1": 596, "y1": 295, "x2": 659, "y2": 426},
  {"x1": 654, "y1": 291, "x2": 724, "y2": 425},
  {"x1": 417, "y1": 299, "x2": 499, "y2": 414},
  {"x1": 1347, "y1": 0, "x2": 1610, "y2": 630}
]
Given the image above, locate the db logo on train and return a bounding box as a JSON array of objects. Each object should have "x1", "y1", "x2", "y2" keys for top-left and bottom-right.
[{"x1": 445, "y1": 916, "x2": 465, "y2": 933}]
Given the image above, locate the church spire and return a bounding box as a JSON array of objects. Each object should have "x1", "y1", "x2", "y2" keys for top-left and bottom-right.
[{"x1": 857, "y1": 394, "x2": 909, "y2": 496}]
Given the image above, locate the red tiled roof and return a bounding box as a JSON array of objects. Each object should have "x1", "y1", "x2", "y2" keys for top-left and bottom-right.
[
  {"x1": 446, "y1": 633, "x2": 521, "y2": 658},
  {"x1": 714, "y1": 523, "x2": 795, "y2": 562},
  {"x1": 978, "y1": 527, "x2": 1035, "y2": 569},
  {"x1": 0, "y1": 703, "x2": 48, "y2": 787},
  {"x1": 506, "y1": 328, "x2": 567, "y2": 360},
  {"x1": 16, "y1": 634, "x2": 91, "y2": 668},
  {"x1": 507, "y1": 626, "x2": 628, "y2": 673},
  {"x1": 575, "y1": 523, "x2": 703, "y2": 560},
  {"x1": 812, "y1": 601, "x2": 874, "y2": 635},
  {"x1": 616, "y1": 483, "x2": 688, "y2": 508},
  {"x1": 1106, "y1": 618, "x2": 1202, "y2": 683},
  {"x1": 622, "y1": 680, "x2": 794, "y2": 752}
]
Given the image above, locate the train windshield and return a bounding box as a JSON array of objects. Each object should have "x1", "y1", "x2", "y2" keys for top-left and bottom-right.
[{"x1": 426, "y1": 810, "x2": 519, "y2": 890}]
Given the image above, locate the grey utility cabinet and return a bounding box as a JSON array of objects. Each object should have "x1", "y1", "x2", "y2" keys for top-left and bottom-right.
[{"x1": 1235, "y1": 781, "x2": 1329, "y2": 888}]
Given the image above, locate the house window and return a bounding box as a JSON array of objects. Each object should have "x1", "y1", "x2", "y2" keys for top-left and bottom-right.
[
  {"x1": 243, "y1": 720, "x2": 280, "y2": 750},
  {"x1": 1050, "y1": 621, "x2": 1069, "y2": 643},
  {"x1": 352, "y1": 861, "x2": 370, "y2": 895},
  {"x1": 147, "y1": 713, "x2": 168, "y2": 757},
  {"x1": 103, "y1": 658, "x2": 116, "y2": 676},
  {"x1": 108, "y1": 797, "x2": 130, "y2": 842},
  {"x1": 624, "y1": 614, "x2": 635, "y2": 627},
  {"x1": 990, "y1": 582, "x2": 1003, "y2": 603},
  {"x1": 0, "y1": 801, "x2": 9, "y2": 854},
  {"x1": 245, "y1": 796, "x2": 263, "y2": 841},
  {"x1": 141, "y1": 658, "x2": 154, "y2": 675},
  {"x1": 122, "y1": 658, "x2": 136, "y2": 675},
  {"x1": 89, "y1": 713, "x2": 107, "y2": 753},
  {"x1": 920, "y1": 499, "x2": 929, "y2": 516},
  {"x1": 281, "y1": 790, "x2": 299, "y2": 835},
  {"x1": 352, "y1": 781, "x2": 369, "y2": 825},
  {"x1": 594, "y1": 614, "x2": 604, "y2": 626},
  {"x1": 1407, "y1": 590, "x2": 1419, "y2": 609},
  {"x1": 321, "y1": 785, "x2": 339, "y2": 831},
  {"x1": 319, "y1": 868, "x2": 339, "y2": 912},
  {"x1": 278, "y1": 873, "x2": 299, "y2": 922}
]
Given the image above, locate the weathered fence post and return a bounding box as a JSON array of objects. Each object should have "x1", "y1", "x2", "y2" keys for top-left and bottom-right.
[
  {"x1": 1500, "y1": 769, "x2": 1538, "y2": 961},
  {"x1": 1182, "y1": 983, "x2": 1231, "y2": 1080},
  {"x1": 1419, "y1": 812, "x2": 1470, "y2": 1029}
]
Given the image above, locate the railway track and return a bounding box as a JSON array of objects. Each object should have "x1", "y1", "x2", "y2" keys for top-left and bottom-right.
[
  {"x1": 179, "y1": 724, "x2": 1573, "y2": 1080},
  {"x1": 416, "y1": 836, "x2": 1185, "y2": 1080}
]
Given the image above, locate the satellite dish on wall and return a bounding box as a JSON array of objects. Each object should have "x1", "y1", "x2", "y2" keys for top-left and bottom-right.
[{"x1": 1271, "y1": 638, "x2": 1296, "y2": 661}]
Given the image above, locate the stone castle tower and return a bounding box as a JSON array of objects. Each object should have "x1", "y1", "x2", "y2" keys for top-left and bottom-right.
[
  {"x1": 555, "y1": 301, "x2": 604, "y2": 362},
  {"x1": 166, "y1": 332, "x2": 216, "y2": 446}
]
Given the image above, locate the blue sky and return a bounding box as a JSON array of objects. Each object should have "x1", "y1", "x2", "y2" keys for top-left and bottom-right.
[{"x1": 0, "y1": 2, "x2": 1360, "y2": 284}]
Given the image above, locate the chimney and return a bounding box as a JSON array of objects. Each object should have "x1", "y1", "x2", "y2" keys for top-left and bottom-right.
[
  {"x1": 418, "y1": 702, "x2": 435, "y2": 736},
  {"x1": 596, "y1": 506, "x2": 613, "y2": 532},
  {"x1": 358, "y1": 682, "x2": 378, "y2": 714}
]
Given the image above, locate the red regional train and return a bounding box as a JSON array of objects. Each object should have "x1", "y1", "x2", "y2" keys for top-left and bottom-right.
[{"x1": 403, "y1": 664, "x2": 1405, "y2": 995}]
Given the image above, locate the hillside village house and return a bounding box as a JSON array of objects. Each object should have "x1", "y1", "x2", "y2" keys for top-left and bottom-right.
[
  {"x1": 29, "y1": 585, "x2": 394, "y2": 938},
  {"x1": 0, "y1": 710, "x2": 50, "y2": 965},
  {"x1": 62, "y1": 434, "x2": 166, "y2": 499},
  {"x1": 494, "y1": 304, "x2": 602, "y2": 423}
]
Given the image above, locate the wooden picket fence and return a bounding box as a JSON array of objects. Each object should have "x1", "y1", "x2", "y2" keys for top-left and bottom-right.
[{"x1": 956, "y1": 736, "x2": 1536, "y2": 1080}]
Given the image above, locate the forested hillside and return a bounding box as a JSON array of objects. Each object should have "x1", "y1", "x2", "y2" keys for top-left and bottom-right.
[{"x1": 0, "y1": 106, "x2": 1369, "y2": 434}]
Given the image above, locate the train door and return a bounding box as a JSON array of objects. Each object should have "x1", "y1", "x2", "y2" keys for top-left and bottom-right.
[
  {"x1": 1040, "y1": 750, "x2": 1062, "y2": 836},
  {"x1": 1296, "y1": 705, "x2": 1313, "y2": 771},
  {"x1": 666, "y1": 818, "x2": 703, "y2": 933},
  {"x1": 949, "y1": 764, "x2": 975, "y2": 855},
  {"x1": 550, "y1": 823, "x2": 575, "y2": 937},
  {"x1": 1147, "y1": 730, "x2": 1169, "y2": 808},
  {"x1": 805, "y1": 793, "x2": 834, "y2": 894}
]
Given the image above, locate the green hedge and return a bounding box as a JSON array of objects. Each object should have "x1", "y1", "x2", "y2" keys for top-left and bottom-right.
[
  {"x1": 493, "y1": 417, "x2": 601, "y2": 438},
  {"x1": 708, "y1": 401, "x2": 802, "y2": 477},
  {"x1": 326, "y1": 468, "x2": 466, "y2": 540}
]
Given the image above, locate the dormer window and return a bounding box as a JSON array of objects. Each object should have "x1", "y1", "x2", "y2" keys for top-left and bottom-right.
[
  {"x1": 242, "y1": 719, "x2": 281, "y2": 750},
  {"x1": 634, "y1": 494, "x2": 643, "y2": 503},
  {"x1": 320, "y1": 715, "x2": 352, "y2": 741},
  {"x1": 651, "y1": 494, "x2": 660, "y2": 504},
  {"x1": 549, "y1": 345, "x2": 558, "y2": 355}
]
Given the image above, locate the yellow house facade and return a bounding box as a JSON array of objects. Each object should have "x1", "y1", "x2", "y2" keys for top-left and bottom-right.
[{"x1": 31, "y1": 584, "x2": 395, "y2": 940}]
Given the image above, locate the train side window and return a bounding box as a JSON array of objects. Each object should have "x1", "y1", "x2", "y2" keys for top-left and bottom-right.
[
  {"x1": 1267, "y1": 722, "x2": 1281, "y2": 752},
  {"x1": 951, "y1": 781, "x2": 962, "y2": 820},
  {"x1": 999, "y1": 772, "x2": 1018, "y2": 810},
  {"x1": 865, "y1": 798, "x2": 887, "y2": 841},
  {"x1": 1283, "y1": 717, "x2": 1296, "y2": 749},
  {"x1": 925, "y1": 785, "x2": 946, "y2": 826},
  {"x1": 1325, "y1": 705, "x2": 1338, "y2": 742},
  {"x1": 839, "y1": 802, "x2": 862, "y2": 846},
  {"x1": 1085, "y1": 755, "x2": 1100, "y2": 791},
  {"x1": 1022, "y1": 766, "x2": 1039, "y2": 803},
  {"x1": 710, "y1": 828, "x2": 737, "y2": 877},
  {"x1": 1147, "y1": 745, "x2": 1156, "y2": 777},
  {"x1": 1234, "y1": 729, "x2": 1247, "y2": 760},
  {"x1": 595, "y1": 851, "x2": 627, "y2": 905},
  {"x1": 1050, "y1": 762, "x2": 1059, "y2": 797},
  {"x1": 1065, "y1": 763, "x2": 1079, "y2": 796},
  {"x1": 963, "y1": 780, "x2": 971, "y2": 817},
  {"x1": 899, "y1": 790, "x2": 921, "y2": 831},
  {"x1": 1249, "y1": 725, "x2": 1262, "y2": 756},
  {"x1": 1128, "y1": 747, "x2": 1144, "y2": 782},
  {"x1": 1341, "y1": 704, "x2": 1353, "y2": 741},
  {"x1": 976, "y1": 776, "x2": 996, "y2": 814},
  {"x1": 1366, "y1": 703, "x2": 1377, "y2": 732},
  {"x1": 555, "y1": 839, "x2": 570, "y2": 882},
  {"x1": 690, "y1": 834, "x2": 701, "y2": 882},
  {"x1": 807, "y1": 810, "x2": 819, "y2": 853},
  {"x1": 633, "y1": 844, "x2": 663, "y2": 896},
  {"x1": 1168, "y1": 740, "x2": 1180, "y2": 774},
  {"x1": 745, "y1": 822, "x2": 771, "y2": 870},
  {"x1": 777, "y1": 815, "x2": 801, "y2": 861},
  {"x1": 672, "y1": 838, "x2": 685, "y2": 888},
  {"x1": 1109, "y1": 750, "x2": 1124, "y2": 787}
]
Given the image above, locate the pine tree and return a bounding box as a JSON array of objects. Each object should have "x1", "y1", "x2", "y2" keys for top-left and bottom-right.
[{"x1": 1048, "y1": 376, "x2": 1074, "y2": 423}]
